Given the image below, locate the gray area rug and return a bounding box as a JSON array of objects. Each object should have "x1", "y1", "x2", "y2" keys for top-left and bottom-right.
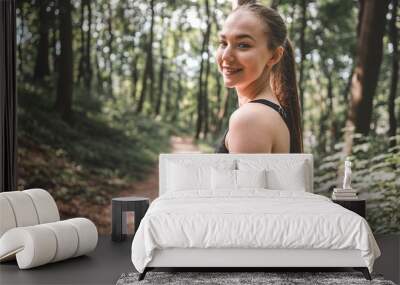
[{"x1": 116, "y1": 271, "x2": 396, "y2": 285}]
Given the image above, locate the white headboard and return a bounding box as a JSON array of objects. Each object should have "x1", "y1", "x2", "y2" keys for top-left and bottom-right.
[{"x1": 159, "y1": 153, "x2": 313, "y2": 195}]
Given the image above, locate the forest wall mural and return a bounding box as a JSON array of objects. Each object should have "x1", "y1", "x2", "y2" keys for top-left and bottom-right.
[{"x1": 16, "y1": 0, "x2": 399, "y2": 234}]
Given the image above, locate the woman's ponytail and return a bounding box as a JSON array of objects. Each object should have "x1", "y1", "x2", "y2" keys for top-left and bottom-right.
[{"x1": 272, "y1": 39, "x2": 303, "y2": 153}]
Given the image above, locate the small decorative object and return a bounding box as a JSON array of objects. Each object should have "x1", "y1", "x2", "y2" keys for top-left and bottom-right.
[
  {"x1": 342, "y1": 157, "x2": 352, "y2": 190},
  {"x1": 332, "y1": 158, "x2": 358, "y2": 200}
]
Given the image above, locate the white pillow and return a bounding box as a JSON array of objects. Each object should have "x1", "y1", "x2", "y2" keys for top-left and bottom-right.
[
  {"x1": 168, "y1": 163, "x2": 209, "y2": 191},
  {"x1": 267, "y1": 168, "x2": 306, "y2": 191},
  {"x1": 167, "y1": 160, "x2": 236, "y2": 192},
  {"x1": 211, "y1": 168, "x2": 236, "y2": 190},
  {"x1": 211, "y1": 169, "x2": 268, "y2": 191},
  {"x1": 238, "y1": 159, "x2": 308, "y2": 191},
  {"x1": 236, "y1": 169, "x2": 267, "y2": 189}
]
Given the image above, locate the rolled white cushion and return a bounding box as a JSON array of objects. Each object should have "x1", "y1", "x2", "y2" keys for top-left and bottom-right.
[
  {"x1": 0, "y1": 219, "x2": 98, "y2": 269},
  {"x1": 0, "y1": 226, "x2": 57, "y2": 269},
  {"x1": 66, "y1": 218, "x2": 98, "y2": 257},
  {"x1": 42, "y1": 221, "x2": 79, "y2": 262},
  {"x1": 24, "y1": 189, "x2": 60, "y2": 223},
  {"x1": 0, "y1": 196, "x2": 17, "y2": 237},
  {"x1": 0, "y1": 191, "x2": 39, "y2": 227}
]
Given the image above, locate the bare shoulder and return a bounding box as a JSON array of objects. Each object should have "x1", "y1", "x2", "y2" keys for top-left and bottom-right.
[
  {"x1": 226, "y1": 102, "x2": 289, "y2": 153},
  {"x1": 227, "y1": 104, "x2": 275, "y2": 153},
  {"x1": 229, "y1": 102, "x2": 281, "y2": 130}
]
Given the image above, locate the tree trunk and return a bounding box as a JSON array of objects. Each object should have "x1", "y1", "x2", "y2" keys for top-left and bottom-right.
[
  {"x1": 155, "y1": 12, "x2": 165, "y2": 116},
  {"x1": 214, "y1": 70, "x2": 222, "y2": 129},
  {"x1": 155, "y1": 55, "x2": 165, "y2": 116},
  {"x1": 195, "y1": 0, "x2": 211, "y2": 139},
  {"x1": 95, "y1": 1, "x2": 103, "y2": 93},
  {"x1": 85, "y1": 0, "x2": 92, "y2": 91},
  {"x1": 164, "y1": 72, "x2": 173, "y2": 122},
  {"x1": 77, "y1": 0, "x2": 85, "y2": 84},
  {"x1": 388, "y1": 0, "x2": 398, "y2": 147},
  {"x1": 55, "y1": 0, "x2": 73, "y2": 121},
  {"x1": 334, "y1": 66, "x2": 354, "y2": 141},
  {"x1": 203, "y1": 46, "x2": 211, "y2": 138},
  {"x1": 107, "y1": 1, "x2": 113, "y2": 96},
  {"x1": 51, "y1": 4, "x2": 58, "y2": 77},
  {"x1": 298, "y1": 0, "x2": 307, "y2": 122},
  {"x1": 33, "y1": 0, "x2": 50, "y2": 81},
  {"x1": 318, "y1": 110, "x2": 327, "y2": 154},
  {"x1": 343, "y1": 0, "x2": 389, "y2": 156},
  {"x1": 148, "y1": 1, "x2": 155, "y2": 108},
  {"x1": 131, "y1": 53, "x2": 139, "y2": 102},
  {"x1": 16, "y1": 1, "x2": 25, "y2": 77},
  {"x1": 288, "y1": 1, "x2": 296, "y2": 38},
  {"x1": 326, "y1": 72, "x2": 336, "y2": 152},
  {"x1": 136, "y1": 0, "x2": 155, "y2": 113},
  {"x1": 316, "y1": 68, "x2": 327, "y2": 154},
  {"x1": 95, "y1": 46, "x2": 102, "y2": 93},
  {"x1": 343, "y1": 67, "x2": 354, "y2": 104},
  {"x1": 169, "y1": 17, "x2": 183, "y2": 120},
  {"x1": 172, "y1": 70, "x2": 183, "y2": 122},
  {"x1": 137, "y1": 35, "x2": 149, "y2": 113},
  {"x1": 196, "y1": 64, "x2": 204, "y2": 140},
  {"x1": 212, "y1": 4, "x2": 222, "y2": 134},
  {"x1": 217, "y1": 88, "x2": 235, "y2": 133},
  {"x1": 77, "y1": 0, "x2": 92, "y2": 92}
]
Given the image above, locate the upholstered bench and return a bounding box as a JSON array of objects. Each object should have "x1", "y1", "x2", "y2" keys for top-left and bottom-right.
[{"x1": 0, "y1": 188, "x2": 98, "y2": 269}]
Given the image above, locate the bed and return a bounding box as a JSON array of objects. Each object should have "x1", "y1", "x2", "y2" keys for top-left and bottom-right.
[{"x1": 131, "y1": 154, "x2": 380, "y2": 281}]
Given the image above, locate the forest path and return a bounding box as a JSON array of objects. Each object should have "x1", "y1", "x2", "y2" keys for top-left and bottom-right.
[
  {"x1": 113, "y1": 136, "x2": 201, "y2": 201},
  {"x1": 99, "y1": 135, "x2": 201, "y2": 234}
]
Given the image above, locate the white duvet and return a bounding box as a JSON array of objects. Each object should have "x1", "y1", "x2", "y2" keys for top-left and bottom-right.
[{"x1": 131, "y1": 190, "x2": 380, "y2": 273}]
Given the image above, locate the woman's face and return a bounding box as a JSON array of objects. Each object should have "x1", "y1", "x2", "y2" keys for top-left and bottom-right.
[{"x1": 216, "y1": 9, "x2": 272, "y2": 89}]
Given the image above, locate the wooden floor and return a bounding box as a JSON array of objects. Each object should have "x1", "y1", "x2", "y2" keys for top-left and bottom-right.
[
  {"x1": 0, "y1": 236, "x2": 133, "y2": 285},
  {"x1": 0, "y1": 235, "x2": 398, "y2": 285}
]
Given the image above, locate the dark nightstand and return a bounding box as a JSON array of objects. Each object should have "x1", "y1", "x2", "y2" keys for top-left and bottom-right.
[
  {"x1": 111, "y1": 197, "x2": 149, "y2": 242},
  {"x1": 332, "y1": 199, "x2": 366, "y2": 218}
]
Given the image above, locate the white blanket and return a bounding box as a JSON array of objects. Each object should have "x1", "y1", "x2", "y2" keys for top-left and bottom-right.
[{"x1": 131, "y1": 190, "x2": 380, "y2": 273}]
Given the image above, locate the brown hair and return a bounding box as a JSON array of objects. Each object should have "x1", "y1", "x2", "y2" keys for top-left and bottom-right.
[{"x1": 233, "y1": 1, "x2": 303, "y2": 153}]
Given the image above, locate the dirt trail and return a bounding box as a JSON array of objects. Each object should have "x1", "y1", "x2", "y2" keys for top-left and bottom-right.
[{"x1": 97, "y1": 135, "x2": 201, "y2": 234}]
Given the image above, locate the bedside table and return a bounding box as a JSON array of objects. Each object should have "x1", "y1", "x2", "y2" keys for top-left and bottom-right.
[
  {"x1": 111, "y1": 197, "x2": 149, "y2": 242},
  {"x1": 332, "y1": 199, "x2": 366, "y2": 218}
]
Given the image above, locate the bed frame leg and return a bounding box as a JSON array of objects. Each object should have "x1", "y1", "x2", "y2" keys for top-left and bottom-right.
[
  {"x1": 354, "y1": 267, "x2": 371, "y2": 280},
  {"x1": 138, "y1": 268, "x2": 148, "y2": 281}
]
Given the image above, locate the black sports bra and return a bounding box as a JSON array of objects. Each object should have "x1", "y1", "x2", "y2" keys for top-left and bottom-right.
[{"x1": 214, "y1": 99, "x2": 290, "y2": 153}]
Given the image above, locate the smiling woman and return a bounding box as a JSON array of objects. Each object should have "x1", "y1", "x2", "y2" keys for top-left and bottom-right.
[{"x1": 215, "y1": 0, "x2": 303, "y2": 154}]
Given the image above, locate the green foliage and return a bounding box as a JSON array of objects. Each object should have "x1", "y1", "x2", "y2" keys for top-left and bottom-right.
[
  {"x1": 315, "y1": 134, "x2": 400, "y2": 234},
  {"x1": 17, "y1": 83, "x2": 171, "y2": 202}
]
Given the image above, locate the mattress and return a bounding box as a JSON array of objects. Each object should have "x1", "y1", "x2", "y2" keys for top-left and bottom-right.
[{"x1": 131, "y1": 190, "x2": 380, "y2": 273}]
